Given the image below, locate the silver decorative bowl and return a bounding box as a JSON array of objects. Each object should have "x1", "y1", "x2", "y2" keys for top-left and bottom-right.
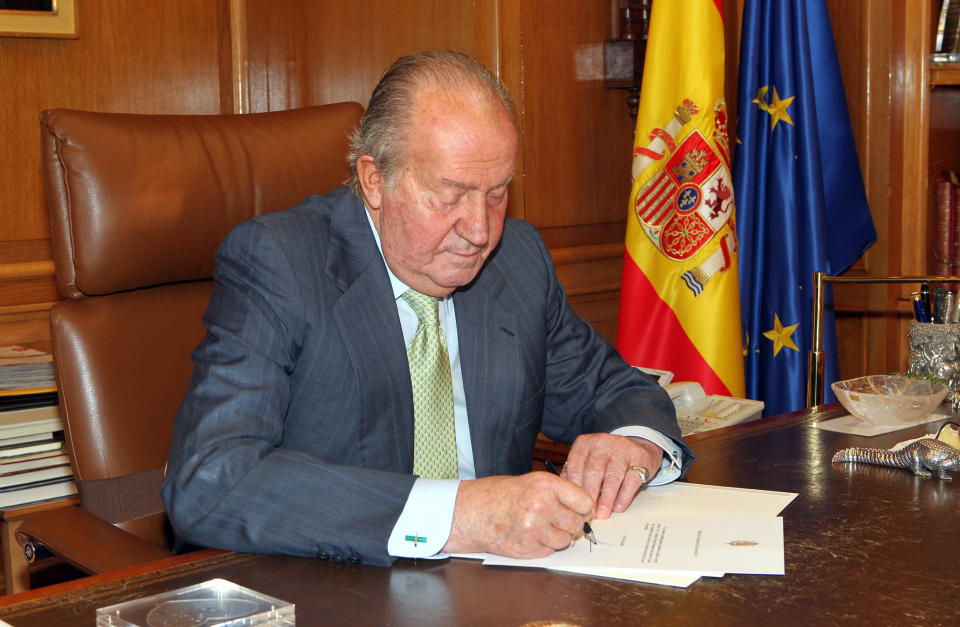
[{"x1": 832, "y1": 375, "x2": 948, "y2": 426}]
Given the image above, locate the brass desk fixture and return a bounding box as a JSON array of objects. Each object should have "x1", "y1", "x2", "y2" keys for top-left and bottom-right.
[{"x1": 808, "y1": 272, "x2": 960, "y2": 406}]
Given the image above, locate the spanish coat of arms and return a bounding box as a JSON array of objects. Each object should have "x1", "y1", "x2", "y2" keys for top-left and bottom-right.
[{"x1": 632, "y1": 99, "x2": 736, "y2": 296}]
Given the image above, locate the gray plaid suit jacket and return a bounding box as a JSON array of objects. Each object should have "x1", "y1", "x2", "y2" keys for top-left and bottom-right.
[{"x1": 162, "y1": 187, "x2": 691, "y2": 565}]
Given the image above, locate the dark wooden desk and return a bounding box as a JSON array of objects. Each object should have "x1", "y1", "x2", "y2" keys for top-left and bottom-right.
[{"x1": 1, "y1": 404, "x2": 957, "y2": 625}]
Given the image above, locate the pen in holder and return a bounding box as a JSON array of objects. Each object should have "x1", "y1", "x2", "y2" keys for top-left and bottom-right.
[
  {"x1": 908, "y1": 320, "x2": 960, "y2": 408},
  {"x1": 912, "y1": 292, "x2": 930, "y2": 322},
  {"x1": 933, "y1": 284, "x2": 947, "y2": 323},
  {"x1": 945, "y1": 291, "x2": 957, "y2": 323}
]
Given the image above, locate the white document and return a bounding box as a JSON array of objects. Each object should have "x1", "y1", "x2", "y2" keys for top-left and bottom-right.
[
  {"x1": 484, "y1": 516, "x2": 784, "y2": 575},
  {"x1": 479, "y1": 482, "x2": 796, "y2": 585},
  {"x1": 454, "y1": 555, "x2": 707, "y2": 588},
  {"x1": 624, "y1": 481, "x2": 796, "y2": 517}
]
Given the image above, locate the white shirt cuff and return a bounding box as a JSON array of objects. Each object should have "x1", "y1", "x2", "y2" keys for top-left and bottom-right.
[
  {"x1": 611, "y1": 425, "x2": 684, "y2": 486},
  {"x1": 387, "y1": 478, "x2": 460, "y2": 558}
]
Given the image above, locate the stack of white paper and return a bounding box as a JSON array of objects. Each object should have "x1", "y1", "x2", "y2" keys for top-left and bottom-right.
[{"x1": 475, "y1": 482, "x2": 797, "y2": 588}]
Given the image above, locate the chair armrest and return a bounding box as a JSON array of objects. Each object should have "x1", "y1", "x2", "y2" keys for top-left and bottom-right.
[{"x1": 15, "y1": 506, "x2": 172, "y2": 575}]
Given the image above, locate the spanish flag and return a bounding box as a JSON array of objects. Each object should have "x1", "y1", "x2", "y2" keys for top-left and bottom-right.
[{"x1": 616, "y1": 0, "x2": 744, "y2": 397}]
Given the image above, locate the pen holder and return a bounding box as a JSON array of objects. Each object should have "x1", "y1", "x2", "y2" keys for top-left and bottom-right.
[{"x1": 908, "y1": 321, "x2": 960, "y2": 408}]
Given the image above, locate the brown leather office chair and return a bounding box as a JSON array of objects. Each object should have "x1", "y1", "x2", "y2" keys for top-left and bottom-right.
[{"x1": 15, "y1": 103, "x2": 363, "y2": 577}]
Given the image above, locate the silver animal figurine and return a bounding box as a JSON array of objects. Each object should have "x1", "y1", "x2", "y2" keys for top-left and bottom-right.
[{"x1": 832, "y1": 438, "x2": 960, "y2": 480}]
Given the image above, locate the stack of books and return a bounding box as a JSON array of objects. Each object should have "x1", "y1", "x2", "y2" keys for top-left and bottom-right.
[
  {"x1": 0, "y1": 404, "x2": 77, "y2": 508},
  {"x1": 0, "y1": 346, "x2": 77, "y2": 509},
  {"x1": 933, "y1": 171, "x2": 960, "y2": 276},
  {"x1": 0, "y1": 345, "x2": 58, "y2": 410}
]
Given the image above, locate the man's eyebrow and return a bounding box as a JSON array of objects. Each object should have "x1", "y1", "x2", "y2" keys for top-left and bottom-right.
[
  {"x1": 438, "y1": 178, "x2": 472, "y2": 191},
  {"x1": 438, "y1": 174, "x2": 515, "y2": 191}
]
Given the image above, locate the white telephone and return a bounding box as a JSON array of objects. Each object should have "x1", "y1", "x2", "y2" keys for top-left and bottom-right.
[
  {"x1": 665, "y1": 381, "x2": 764, "y2": 436},
  {"x1": 636, "y1": 367, "x2": 764, "y2": 436}
]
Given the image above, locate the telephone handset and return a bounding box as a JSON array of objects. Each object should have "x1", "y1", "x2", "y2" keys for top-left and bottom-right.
[
  {"x1": 664, "y1": 380, "x2": 765, "y2": 436},
  {"x1": 665, "y1": 381, "x2": 707, "y2": 408}
]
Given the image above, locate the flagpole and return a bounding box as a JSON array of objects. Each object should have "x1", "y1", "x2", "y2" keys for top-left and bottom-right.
[
  {"x1": 807, "y1": 273, "x2": 960, "y2": 406},
  {"x1": 807, "y1": 272, "x2": 827, "y2": 408}
]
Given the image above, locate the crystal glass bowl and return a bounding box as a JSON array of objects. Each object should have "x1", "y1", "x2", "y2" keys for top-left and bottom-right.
[{"x1": 831, "y1": 375, "x2": 948, "y2": 426}]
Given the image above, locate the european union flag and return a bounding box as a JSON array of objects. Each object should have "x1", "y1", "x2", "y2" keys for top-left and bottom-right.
[{"x1": 734, "y1": 0, "x2": 877, "y2": 415}]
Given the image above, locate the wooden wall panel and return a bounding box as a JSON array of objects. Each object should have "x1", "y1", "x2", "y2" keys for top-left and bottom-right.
[
  {"x1": 513, "y1": 0, "x2": 636, "y2": 344},
  {"x1": 826, "y1": 0, "x2": 912, "y2": 383},
  {"x1": 826, "y1": 0, "x2": 955, "y2": 384},
  {"x1": 520, "y1": 0, "x2": 635, "y2": 235},
  {"x1": 238, "y1": 0, "x2": 633, "y2": 345},
  {"x1": 855, "y1": 0, "x2": 900, "y2": 380},
  {"x1": 826, "y1": 0, "x2": 875, "y2": 382},
  {"x1": 238, "y1": 0, "x2": 532, "y2": 255},
  {"x1": 0, "y1": 0, "x2": 224, "y2": 242},
  {"x1": 0, "y1": 0, "x2": 225, "y2": 349},
  {"x1": 0, "y1": 239, "x2": 55, "y2": 351},
  {"x1": 243, "y1": 0, "x2": 479, "y2": 113},
  {"x1": 875, "y1": 0, "x2": 930, "y2": 376}
]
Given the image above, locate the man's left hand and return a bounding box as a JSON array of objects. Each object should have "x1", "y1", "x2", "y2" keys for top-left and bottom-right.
[{"x1": 562, "y1": 434, "x2": 662, "y2": 520}]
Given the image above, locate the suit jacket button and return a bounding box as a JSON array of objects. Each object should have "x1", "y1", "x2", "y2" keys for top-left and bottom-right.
[
  {"x1": 331, "y1": 554, "x2": 344, "y2": 563},
  {"x1": 347, "y1": 555, "x2": 361, "y2": 565},
  {"x1": 318, "y1": 552, "x2": 329, "y2": 560}
]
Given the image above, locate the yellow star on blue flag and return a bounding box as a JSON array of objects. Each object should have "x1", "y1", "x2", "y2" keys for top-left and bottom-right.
[
  {"x1": 752, "y1": 85, "x2": 795, "y2": 131},
  {"x1": 762, "y1": 313, "x2": 799, "y2": 357}
]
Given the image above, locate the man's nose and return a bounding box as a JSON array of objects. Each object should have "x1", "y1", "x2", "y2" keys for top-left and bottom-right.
[{"x1": 457, "y1": 193, "x2": 489, "y2": 247}]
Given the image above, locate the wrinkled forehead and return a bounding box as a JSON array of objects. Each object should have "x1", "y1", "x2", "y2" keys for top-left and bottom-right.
[
  {"x1": 409, "y1": 80, "x2": 514, "y2": 133},
  {"x1": 399, "y1": 87, "x2": 517, "y2": 172}
]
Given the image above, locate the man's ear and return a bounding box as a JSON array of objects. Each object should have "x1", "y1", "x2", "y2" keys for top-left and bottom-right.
[{"x1": 356, "y1": 155, "x2": 384, "y2": 209}]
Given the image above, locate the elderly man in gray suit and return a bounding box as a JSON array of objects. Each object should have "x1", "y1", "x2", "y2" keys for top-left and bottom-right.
[{"x1": 163, "y1": 50, "x2": 693, "y2": 566}]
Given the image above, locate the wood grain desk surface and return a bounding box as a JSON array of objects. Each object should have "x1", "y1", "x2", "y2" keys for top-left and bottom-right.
[{"x1": 0, "y1": 404, "x2": 957, "y2": 626}]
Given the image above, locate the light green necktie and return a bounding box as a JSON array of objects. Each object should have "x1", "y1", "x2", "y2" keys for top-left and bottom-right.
[{"x1": 402, "y1": 289, "x2": 458, "y2": 479}]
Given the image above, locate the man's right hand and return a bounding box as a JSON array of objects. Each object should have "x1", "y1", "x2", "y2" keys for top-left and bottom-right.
[{"x1": 441, "y1": 472, "x2": 593, "y2": 558}]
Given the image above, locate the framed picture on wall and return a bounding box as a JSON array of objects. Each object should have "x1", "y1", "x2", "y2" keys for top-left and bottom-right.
[{"x1": 0, "y1": 0, "x2": 77, "y2": 39}]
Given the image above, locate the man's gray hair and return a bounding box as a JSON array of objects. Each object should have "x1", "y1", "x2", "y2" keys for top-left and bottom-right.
[{"x1": 345, "y1": 50, "x2": 516, "y2": 198}]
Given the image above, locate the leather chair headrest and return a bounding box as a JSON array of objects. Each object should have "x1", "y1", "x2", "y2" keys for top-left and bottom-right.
[{"x1": 41, "y1": 103, "x2": 364, "y2": 299}]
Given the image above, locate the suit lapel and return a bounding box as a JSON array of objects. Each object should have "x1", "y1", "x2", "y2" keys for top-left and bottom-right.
[
  {"x1": 454, "y1": 265, "x2": 521, "y2": 478},
  {"x1": 327, "y1": 193, "x2": 414, "y2": 473}
]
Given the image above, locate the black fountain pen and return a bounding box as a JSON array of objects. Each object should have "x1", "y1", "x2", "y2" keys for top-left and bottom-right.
[{"x1": 540, "y1": 458, "x2": 597, "y2": 545}]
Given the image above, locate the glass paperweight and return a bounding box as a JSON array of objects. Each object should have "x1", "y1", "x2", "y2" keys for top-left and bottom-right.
[{"x1": 96, "y1": 578, "x2": 294, "y2": 627}]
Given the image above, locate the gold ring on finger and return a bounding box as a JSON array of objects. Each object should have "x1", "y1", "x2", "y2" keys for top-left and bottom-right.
[{"x1": 630, "y1": 465, "x2": 649, "y2": 483}]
